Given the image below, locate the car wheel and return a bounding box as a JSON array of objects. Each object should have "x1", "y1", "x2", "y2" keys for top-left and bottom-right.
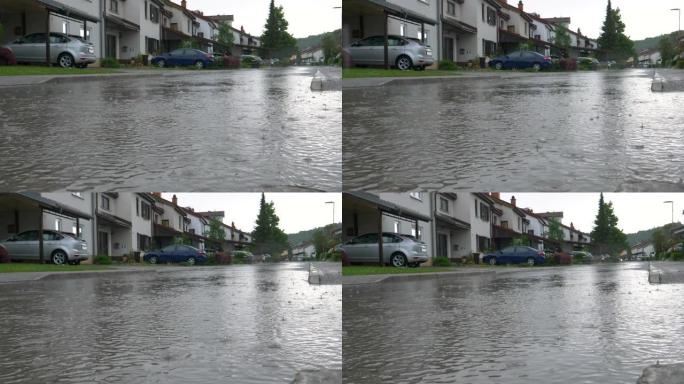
[
  {"x1": 527, "y1": 257, "x2": 536, "y2": 266},
  {"x1": 148, "y1": 256, "x2": 158, "y2": 264},
  {"x1": 187, "y1": 257, "x2": 196, "y2": 265},
  {"x1": 157, "y1": 59, "x2": 166, "y2": 68},
  {"x1": 395, "y1": 55, "x2": 413, "y2": 71},
  {"x1": 51, "y1": 250, "x2": 67, "y2": 265},
  {"x1": 532, "y1": 63, "x2": 541, "y2": 71},
  {"x1": 390, "y1": 253, "x2": 407, "y2": 267},
  {"x1": 489, "y1": 257, "x2": 497, "y2": 266},
  {"x1": 194, "y1": 60, "x2": 204, "y2": 69},
  {"x1": 57, "y1": 53, "x2": 74, "y2": 68},
  {"x1": 495, "y1": 62, "x2": 503, "y2": 70}
]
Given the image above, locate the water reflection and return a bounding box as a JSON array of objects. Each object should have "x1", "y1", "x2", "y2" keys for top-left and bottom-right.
[
  {"x1": 343, "y1": 263, "x2": 684, "y2": 384},
  {"x1": 0, "y1": 263, "x2": 341, "y2": 384}
]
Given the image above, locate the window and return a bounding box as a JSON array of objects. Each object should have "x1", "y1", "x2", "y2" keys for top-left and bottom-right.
[
  {"x1": 101, "y1": 196, "x2": 110, "y2": 211},
  {"x1": 189, "y1": 228, "x2": 196, "y2": 234},
  {"x1": 72, "y1": 224, "x2": 84, "y2": 238},
  {"x1": 447, "y1": 1, "x2": 455, "y2": 16},
  {"x1": 482, "y1": 3, "x2": 485, "y2": 22},
  {"x1": 141, "y1": 202, "x2": 151, "y2": 220},
  {"x1": 528, "y1": 230, "x2": 534, "y2": 236},
  {"x1": 477, "y1": 235, "x2": 490, "y2": 252},
  {"x1": 486, "y1": 7, "x2": 496, "y2": 26},
  {"x1": 110, "y1": 0, "x2": 118, "y2": 13},
  {"x1": 162, "y1": 219, "x2": 169, "y2": 227},
  {"x1": 146, "y1": 37, "x2": 160, "y2": 54},
  {"x1": 171, "y1": 22, "x2": 179, "y2": 31},
  {"x1": 144, "y1": 1, "x2": 148, "y2": 19},
  {"x1": 62, "y1": 22, "x2": 67, "y2": 34},
  {"x1": 400, "y1": 24, "x2": 406, "y2": 36},
  {"x1": 136, "y1": 197, "x2": 140, "y2": 216},
  {"x1": 501, "y1": 220, "x2": 509, "y2": 229},
  {"x1": 54, "y1": 219, "x2": 61, "y2": 231},
  {"x1": 393, "y1": 221, "x2": 400, "y2": 233},
  {"x1": 150, "y1": 6, "x2": 160, "y2": 23},
  {"x1": 439, "y1": 197, "x2": 449, "y2": 213},
  {"x1": 411, "y1": 225, "x2": 422, "y2": 239},
  {"x1": 409, "y1": 192, "x2": 423, "y2": 201},
  {"x1": 474, "y1": 200, "x2": 478, "y2": 217},
  {"x1": 138, "y1": 234, "x2": 151, "y2": 251},
  {"x1": 417, "y1": 30, "x2": 428, "y2": 42},
  {"x1": 480, "y1": 203, "x2": 490, "y2": 221}
]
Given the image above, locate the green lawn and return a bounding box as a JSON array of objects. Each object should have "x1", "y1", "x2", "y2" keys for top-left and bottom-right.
[
  {"x1": 343, "y1": 265, "x2": 461, "y2": 276},
  {"x1": 0, "y1": 66, "x2": 119, "y2": 76},
  {"x1": 0, "y1": 263, "x2": 112, "y2": 273},
  {"x1": 343, "y1": 68, "x2": 461, "y2": 78}
]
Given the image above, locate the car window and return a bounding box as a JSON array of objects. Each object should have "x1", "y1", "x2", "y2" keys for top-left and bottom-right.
[
  {"x1": 384, "y1": 234, "x2": 402, "y2": 243},
  {"x1": 170, "y1": 49, "x2": 184, "y2": 55},
  {"x1": 501, "y1": 246, "x2": 516, "y2": 253},
  {"x1": 162, "y1": 245, "x2": 176, "y2": 252},
  {"x1": 366, "y1": 36, "x2": 386, "y2": 47},
  {"x1": 49, "y1": 35, "x2": 68, "y2": 44},
  {"x1": 354, "y1": 234, "x2": 378, "y2": 244},
  {"x1": 27, "y1": 34, "x2": 47, "y2": 44},
  {"x1": 16, "y1": 231, "x2": 39, "y2": 241},
  {"x1": 388, "y1": 37, "x2": 403, "y2": 47}
]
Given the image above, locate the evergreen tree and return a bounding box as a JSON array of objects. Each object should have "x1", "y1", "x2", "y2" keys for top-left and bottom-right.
[
  {"x1": 252, "y1": 193, "x2": 289, "y2": 256},
  {"x1": 590, "y1": 193, "x2": 628, "y2": 255},
  {"x1": 597, "y1": 0, "x2": 634, "y2": 61},
  {"x1": 261, "y1": 0, "x2": 297, "y2": 60}
]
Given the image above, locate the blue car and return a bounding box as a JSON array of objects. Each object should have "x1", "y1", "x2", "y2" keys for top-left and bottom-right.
[
  {"x1": 489, "y1": 50, "x2": 552, "y2": 71},
  {"x1": 151, "y1": 48, "x2": 214, "y2": 69},
  {"x1": 483, "y1": 246, "x2": 546, "y2": 266},
  {"x1": 144, "y1": 245, "x2": 207, "y2": 265}
]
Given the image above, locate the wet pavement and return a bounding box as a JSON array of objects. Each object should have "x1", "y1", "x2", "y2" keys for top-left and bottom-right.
[
  {"x1": 0, "y1": 262, "x2": 341, "y2": 384},
  {"x1": 0, "y1": 67, "x2": 341, "y2": 192},
  {"x1": 343, "y1": 262, "x2": 684, "y2": 384},
  {"x1": 343, "y1": 69, "x2": 684, "y2": 192}
]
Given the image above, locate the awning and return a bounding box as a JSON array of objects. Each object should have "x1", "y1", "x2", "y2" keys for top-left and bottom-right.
[
  {"x1": 97, "y1": 211, "x2": 132, "y2": 228},
  {"x1": 12, "y1": 192, "x2": 92, "y2": 220},
  {"x1": 441, "y1": 17, "x2": 477, "y2": 34},
  {"x1": 36, "y1": 0, "x2": 100, "y2": 23},
  {"x1": 344, "y1": 192, "x2": 432, "y2": 223},
  {"x1": 345, "y1": 0, "x2": 437, "y2": 26},
  {"x1": 106, "y1": 14, "x2": 140, "y2": 31},
  {"x1": 434, "y1": 211, "x2": 471, "y2": 230}
]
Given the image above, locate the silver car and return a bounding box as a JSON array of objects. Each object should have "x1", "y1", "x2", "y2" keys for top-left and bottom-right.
[
  {"x1": 344, "y1": 35, "x2": 434, "y2": 70},
  {"x1": 4, "y1": 33, "x2": 96, "y2": 68},
  {"x1": 0, "y1": 230, "x2": 88, "y2": 265},
  {"x1": 340, "y1": 232, "x2": 429, "y2": 267}
]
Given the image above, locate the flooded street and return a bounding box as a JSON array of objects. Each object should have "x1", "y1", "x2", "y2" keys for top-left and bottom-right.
[
  {"x1": 343, "y1": 69, "x2": 684, "y2": 192},
  {"x1": 0, "y1": 263, "x2": 341, "y2": 384},
  {"x1": 343, "y1": 263, "x2": 684, "y2": 384},
  {"x1": 0, "y1": 67, "x2": 341, "y2": 191}
]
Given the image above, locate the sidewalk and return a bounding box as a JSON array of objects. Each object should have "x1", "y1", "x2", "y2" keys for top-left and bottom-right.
[
  {"x1": 651, "y1": 69, "x2": 684, "y2": 92},
  {"x1": 0, "y1": 69, "x2": 190, "y2": 87}
]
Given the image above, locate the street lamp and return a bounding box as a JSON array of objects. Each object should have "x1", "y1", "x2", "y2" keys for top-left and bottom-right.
[
  {"x1": 664, "y1": 201, "x2": 674, "y2": 224},
  {"x1": 672, "y1": 8, "x2": 681, "y2": 34},
  {"x1": 325, "y1": 201, "x2": 335, "y2": 224}
]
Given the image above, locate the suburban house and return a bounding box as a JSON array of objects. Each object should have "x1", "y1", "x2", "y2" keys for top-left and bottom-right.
[
  {"x1": 496, "y1": 0, "x2": 534, "y2": 54},
  {"x1": 94, "y1": 192, "x2": 156, "y2": 260},
  {"x1": 190, "y1": 10, "x2": 217, "y2": 53},
  {"x1": 300, "y1": 45, "x2": 325, "y2": 64},
  {"x1": 439, "y1": 0, "x2": 501, "y2": 64},
  {"x1": 630, "y1": 240, "x2": 655, "y2": 259},
  {"x1": 292, "y1": 242, "x2": 316, "y2": 261},
  {"x1": 522, "y1": 209, "x2": 548, "y2": 250},
  {"x1": 638, "y1": 49, "x2": 662, "y2": 66},
  {"x1": 161, "y1": 0, "x2": 197, "y2": 52}
]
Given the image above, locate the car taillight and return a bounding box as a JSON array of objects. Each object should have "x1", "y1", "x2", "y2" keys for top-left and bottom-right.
[{"x1": 538, "y1": 251, "x2": 545, "y2": 257}]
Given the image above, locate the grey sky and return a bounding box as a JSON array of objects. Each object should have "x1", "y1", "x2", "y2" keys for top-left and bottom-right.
[
  {"x1": 500, "y1": 193, "x2": 684, "y2": 234},
  {"x1": 163, "y1": 193, "x2": 341, "y2": 234},
  {"x1": 181, "y1": 0, "x2": 341, "y2": 38},
  {"x1": 518, "y1": 0, "x2": 682, "y2": 40}
]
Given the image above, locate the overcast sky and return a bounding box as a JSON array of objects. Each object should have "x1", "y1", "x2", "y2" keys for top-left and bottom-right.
[
  {"x1": 517, "y1": 0, "x2": 682, "y2": 40},
  {"x1": 500, "y1": 193, "x2": 684, "y2": 234},
  {"x1": 163, "y1": 193, "x2": 341, "y2": 234},
  {"x1": 181, "y1": 0, "x2": 341, "y2": 38}
]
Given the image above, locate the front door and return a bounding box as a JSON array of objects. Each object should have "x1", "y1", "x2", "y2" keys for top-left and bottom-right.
[
  {"x1": 437, "y1": 233, "x2": 449, "y2": 258},
  {"x1": 443, "y1": 37, "x2": 454, "y2": 61},
  {"x1": 98, "y1": 231, "x2": 109, "y2": 256},
  {"x1": 105, "y1": 34, "x2": 117, "y2": 59}
]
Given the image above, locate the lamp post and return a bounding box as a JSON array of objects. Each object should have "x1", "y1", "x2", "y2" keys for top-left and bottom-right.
[
  {"x1": 672, "y1": 8, "x2": 681, "y2": 34},
  {"x1": 665, "y1": 201, "x2": 674, "y2": 224},
  {"x1": 325, "y1": 201, "x2": 335, "y2": 224}
]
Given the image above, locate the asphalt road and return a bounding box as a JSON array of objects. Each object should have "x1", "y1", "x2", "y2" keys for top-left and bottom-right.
[
  {"x1": 0, "y1": 66, "x2": 341, "y2": 192},
  {"x1": 343, "y1": 69, "x2": 684, "y2": 192}
]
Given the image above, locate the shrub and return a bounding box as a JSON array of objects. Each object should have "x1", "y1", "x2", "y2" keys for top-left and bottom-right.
[
  {"x1": 559, "y1": 58, "x2": 577, "y2": 71},
  {"x1": 215, "y1": 251, "x2": 232, "y2": 265},
  {"x1": 221, "y1": 55, "x2": 240, "y2": 69},
  {"x1": 0, "y1": 245, "x2": 9, "y2": 263},
  {"x1": 94, "y1": 255, "x2": 112, "y2": 265},
  {"x1": 677, "y1": 60, "x2": 684, "y2": 70},
  {"x1": 433, "y1": 256, "x2": 452, "y2": 267},
  {"x1": 100, "y1": 57, "x2": 120, "y2": 68},
  {"x1": 438, "y1": 60, "x2": 457, "y2": 71}
]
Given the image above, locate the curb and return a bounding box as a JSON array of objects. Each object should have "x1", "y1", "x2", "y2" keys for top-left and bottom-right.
[
  {"x1": 343, "y1": 269, "x2": 498, "y2": 285},
  {"x1": 38, "y1": 268, "x2": 155, "y2": 281},
  {"x1": 310, "y1": 69, "x2": 326, "y2": 90}
]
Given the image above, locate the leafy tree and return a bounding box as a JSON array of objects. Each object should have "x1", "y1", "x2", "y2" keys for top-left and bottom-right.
[
  {"x1": 552, "y1": 26, "x2": 571, "y2": 55},
  {"x1": 321, "y1": 31, "x2": 341, "y2": 63},
  {"x1": 252, "y1": 193, "x2": 289, "y2": 256},
  {"x1": 181, "y1": 39, "x2": 199, "y2": 49},
  {"x1": 173, "y1": 233, "x2": 191, "y2": 245},
  {"x1": 590, "y1": 193, "x2": 628, "y2": 255},
  {"x1": 217, "y1": 23, "x2": 234, "y2": 54},
  {"x1": 652, "y1": 228, "x2": 670, "y2": 257},
  {"x1": 311, "y1": 229, "x2": 332, "y2": 259},
  {"x1": 597, "y1": 0, "x2": 634, "y2": 61},
  {"x1": 261, "y1": 0, "x2": 296, "y2": 59},
  {"x1": 204, "y1": 217, "x2": 226, "y2": 250},
  {"x1": 659, "y1": 37, "x2": 675, "y2": 65},
  {"x1": 547, "y1": 218, "x2": 565, "y2": 247}
]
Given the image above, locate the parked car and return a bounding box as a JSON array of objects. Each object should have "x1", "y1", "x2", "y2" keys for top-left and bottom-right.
[
  {"x1": 151, "y1": 48, "x2": 214, "y2": 69},
  {"x1": 0, "y1": 230, "x2": 88, "y2": 265},
  {"x1": 339, "y1": 232, "x2": 429, "y2": 267},
  {"x1": 232, "y1": 250, "x2": 255, "y2": 263},
  {"x1": 344, "y1": 35, "x2": 434, "y2": 71},
  {"x1": 241, "y1": 55, "x2": 264, "y2": 67},
  {"x1": 143, "y1": 245, "x2": 206, "y2": 265},
  {"x1": 3, "y1": 32, "x2": 95, "y2": 68},
  {"x1": 570, "y1": 251, "x2": 593, "y2": 263},
  {"x1": 0, "y1": 47, "x2": 17, "y2": 65},
  {"x1": 483, "y1": 246, "x2": 546, "y2": 266},
  {"x1": 489, "y1": 50, "x2": 552, "y2": 71}
]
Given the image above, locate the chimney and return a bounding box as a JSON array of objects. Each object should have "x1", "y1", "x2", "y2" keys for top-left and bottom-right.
[
  {"x1": 491, "y1": 192, "x2": 501, "y2": 200},
  {"x1": 571, "y1": 222, "x2": 575, "y2": 229},
  {"x1": 511, "y1": 195, "x2": 517, "y2": 207},
  {"x1": 241, "y1": 25, "x2": 245, "y2": 33},
  {"x1": 518, "y1": 1, "x2": 523, "y2": 12},
  {"x1": 172, "y1": 194, "x2": 178, "y2": 206},
  {"x1": 181, "y1": 0, "x2": 187, "y2": 9}
]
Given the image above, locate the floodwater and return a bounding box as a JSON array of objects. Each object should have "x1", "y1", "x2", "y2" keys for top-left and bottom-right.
[
  {"x1": 343, "y1": 263, "x2": 684, "y2": 384},
  {"x1": 0, "y1": 67, "x2": 341, "y2": 191},
  {"x1": 343, "y1": 69, "x2": 684, "y2": 191},
  {"x1": 0, "y1": 263, "x2": 341, "y2": 384}
]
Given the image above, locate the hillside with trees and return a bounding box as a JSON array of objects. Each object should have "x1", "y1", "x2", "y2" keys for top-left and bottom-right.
[{"x1": 287, "y1": 223, "x2": 341, "y2": 246}]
